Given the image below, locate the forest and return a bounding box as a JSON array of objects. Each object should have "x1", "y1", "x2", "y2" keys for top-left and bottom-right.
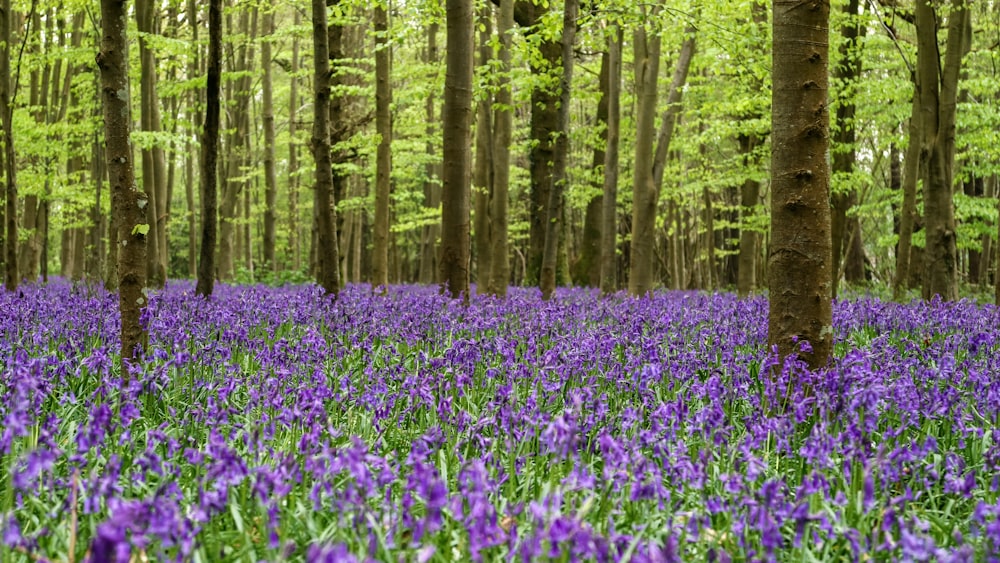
[
  {"x1": 2, "y1": 0, "x2": 1000, "y2": 561},
  {"x1": 0, "y1": 0, "x2": 996, "y2": 303}
]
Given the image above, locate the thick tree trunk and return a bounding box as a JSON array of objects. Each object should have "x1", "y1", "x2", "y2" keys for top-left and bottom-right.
[
  {"x1": 195, "y1": 0, "x2": 221, "y2": 297},
  {"x1": 419, "y1": 21, "x2": 440, "y2": 285},
  {"x1": 439, "y1": 0, "x2": 473, "y2": 300},
  {"x1": 485, "y1": 0, "x2": 513, "y2": 298},
  {"x1": 539, "y1": 0, "x2": 577, "y2": 300},
  {"x1": 601, "y1": 25, "x2": 622, "y2": 295},
  {"x1": 261, "y1": 7, "x2": 278, "y2": 272},
  {"x1": 916, "y1": 0, "x2": 968, "y2": 301},
  {"x1": 0, "y1": 0, "x2": 17, "y2": 291},
  {"x1": 312, "y1": 0, "x2": 340, "y2": 295},
  {"x1": 627, "y1": 25, "x2": 661, "y2": 296},
  {"x1": 526, "y1": 11, "x2": 559, "y2": 286},
  {"x1": 98, "y1": 0, "x2": 147, "y2": 369},
  {"x1": 768, "y1": 0, "x2": 833, "y2": 370},
  {"x1": 473, "y1": 5, "x2": 493, "y2": 287},
  {"x1": 373, "y1": 1, "x2": 392, "y2": 291}
]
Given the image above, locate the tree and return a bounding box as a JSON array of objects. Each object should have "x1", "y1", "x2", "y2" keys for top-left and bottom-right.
[
  {"x1": 439, "y1": 0, "x2": 473, "y2": 300},
  {"x1": 261, "y1": 5, "x2": 278, "y2": 272},
  {"x1": 538, "y1": 0, "x2": 577, "y2": 300},
  {"x1": 627, "y1": 17, "x2": 661, "y2": 296},
  {"x1": 768, "y1": 0, "x2": 833, "y2": 369},
  {"x1": 485, "y1": 0, "x2": 513, "y2": 297},
  {"x1": 312, "y1": 0, "x2": 340, "y2": 295},
  {"x1": 419, "y1": 16, "x2": 440, "y2": 285},
  {"x1": 196, "y1": 0, "x2": 222, "y2": 297},
  {"x1": 600, "y1": 23, "x2": 622, "y2": 295},
  {"x1": 916, "y1": 0, "x2": 969, "y2": 301},
  {"x1": 97, "y1": 0, "x2": 147, "y2": 367},
  {"x1": 0, "y1": 0, "x2": 17, "y2": 291},
  {"x1": 135, "y1": 0, "x2": 168, "y2": 288},
  {"x1": 473, "y1": 4, "x2": 493, "y2": 287},
  {"x1": 373, "y1": 0, "x2": 392, "y2": 291}
]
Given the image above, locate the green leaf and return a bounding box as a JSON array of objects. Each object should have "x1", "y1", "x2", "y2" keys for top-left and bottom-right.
[{"x1": 132, "y1": 224, "x2": 150, "y2": 237}]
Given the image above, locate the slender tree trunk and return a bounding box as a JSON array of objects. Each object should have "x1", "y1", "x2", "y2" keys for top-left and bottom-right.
[
  {"x1": 768, "y1": 0, "x2": 833, "y2": 370},
  {"x1": 916, "y1": 0, "x2": 968, "y2": 301},
  {"x1": 136, "y1": 0, "x2": 167, "y2": 288},
  {"x1": 419, "y1": 20, "x2": 440, "y2": 285},
  {"x1": 312, "y1": 0, "x2": 340, "y2": 295},
  {"x1": 195, "y1": 0, "x2": 221, "y2": 297},
  {"x1": 575, "y1": 46, "x2": 610, "y2": 288},
  {"x1": 373, "y1": 0, "x2": 392, "y2": 291},
  {"x1": 737, "y1": 135, "x2": 762, "y2": 298},
  {"x1": 98, "y1": 0, "x2": 147, "y2": 369},
  {"x1": 892, "y1": 85, "x2": 921, "y2": 301},
  {"x1": 439, "y1": 0, "x2": 473, "y2": 300},
  {"x1": 830, "y1": 0, "x2": 863, "y2": 298},
  {"x1": 289, "y1": 10, "x2": 301, "y2": 271},
  {"x1": 485, "y1": 0, "x2": 513, "y2": 297},
  {"x1": 600, "y1": 24, "x2": 622, "y2": 295},
  {"x1": 261, "y1": 6, "x2": 278, "y2": 272},
  {"x1": 0, "y1": 0, "x2": 18, "y2": 291},
  {"x1": 539, "y1": 0, "x2": 577, "y2": 300},
  {"x1": 473, "y1": 4, "x2": 493, "y2": 287}
]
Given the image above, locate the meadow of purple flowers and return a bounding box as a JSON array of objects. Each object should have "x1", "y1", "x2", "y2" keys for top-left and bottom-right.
[{"x1": 1, "y1": 281, "x2": 999, "y2": 562}]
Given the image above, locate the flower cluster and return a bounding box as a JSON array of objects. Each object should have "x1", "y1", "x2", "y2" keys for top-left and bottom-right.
[{"x1": 1, "y1": 281, "x2": 998, "y2": 561}]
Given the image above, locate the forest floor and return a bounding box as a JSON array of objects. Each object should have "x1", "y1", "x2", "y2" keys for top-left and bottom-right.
[{"x1": 1, "y1": 281, "x2": 999, "y2": 562}]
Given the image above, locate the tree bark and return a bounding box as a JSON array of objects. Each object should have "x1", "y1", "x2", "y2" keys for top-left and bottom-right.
[
  {"x1": 373, "y1": 0, "x2": 392, "y2": 291},
  {"x1": 916, "y1": 0, "x2": 968, "y2": 301},
  {"x1": 830, "y1": 0, "x2": 864, "y2": 298},
  {"x1": 768, "y1": 0, "x2": 833, "y2": 370},
  {"x1": 195, "y1": 0, "x2": 221, "y2": 297},
  {"x1": 575, "y1": 46, "x2": 610, "y2": 288},
  {"x1": 485, "y1": 0, "x2": 513, "y2": 297},
  {"x1": 473, "y1": 4, "x2": 493, "y2": 288},
  {"x1": 419, "y1": 20, "x2": 440, "y2": 285},
  {"x1": 135, "y1": 0, "x2": 168, "y2": 288},
  {"x1": 98, "y1": 0, "x2": 147, "y2": 369},
  {"x1": 312, "y1": 0, "x2": 340, "y2": 295},
  {"x1": 600, "y1": 24, "x2": 622, "y2": 295},
  {"x1": 439, "y1": 0, "x2": 473, "y2": 300},
  {"x1": 627, "y1": 23, "x2": 661, "y2": 296},
  {"x1": 289, "y1": 10, "x2": 301, "y2": 272},
  {"x1": 0, "y1": 0, "x2": 17, "y2": 291},
  {"x1": 538, "y1": 0, "x2": 577, "y2": 300},
  {"x1": 261, "y1": 7, "x2": 278, "y2": 272},
  {"x1": 892, "y1": 84, "x2": 921, "y2": 301}
]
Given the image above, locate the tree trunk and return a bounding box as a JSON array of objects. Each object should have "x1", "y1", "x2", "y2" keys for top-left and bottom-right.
[
  {"x1": 289, "y1": 10, "x2": 301, "y2": 272},
  {"x1": 830, "y1": 0, "x2": 863, "y2": 298},
  {"x1": 627, "y1": 23, "x2": 661, "y2": 296},
  {"x1": 312, "y1": 0, "x2": 340, "y2": 295},
  {"x1": 473, "y1": 5, "x2": 493, "y2": 287},
  {"x1": 526, "y1": 8, "x2": 559, "y2": 286},
  {"x1": 219, "y1": 7, "x2": 256, "y2": 281},
  {"x1": 419, "y1": 21, "x2": 440, "y2": 285},
  {"x1": 373, "y1": 0, "x2": 392, "y2": 292},
  {"x1": 485, "y1": 0, "x2": 513, "y2": 297},
  {"x1": 768, "y1": 0, "x2": 833, "y2": 370},
  {"x1": 0, "y1": 0, "x2": 18, "y2": 291},
  {"x1": 261, "y1": 7, "x2": 278, "y2": 272},
  {"x1": 195, "y1": 0, "x2": 222, "y2": 297},
  {"x1": 538, "y1": 0, "x2": 577, "y2": 300},
  {"x1": 736, "y1": 140, "x2": 761, "y2": 297},
  {"x1": 916, "y1": 0, "x2": 968, "y2": 302},
  {"x1": 439, "y1": 0, "x2": 473, "y2": 300},
  {"x1": 575, "y1": 46, "x2": 610, "y2": 288},
  {"x1": 601, "y1": 24, "x2": 622, "y2": 295},
  {"x1": 98, "y1": 0, "x2": 147, "y2": 369},
  {"x1": 136, "y1": 0, "x2": 168, "y2": 288}
]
